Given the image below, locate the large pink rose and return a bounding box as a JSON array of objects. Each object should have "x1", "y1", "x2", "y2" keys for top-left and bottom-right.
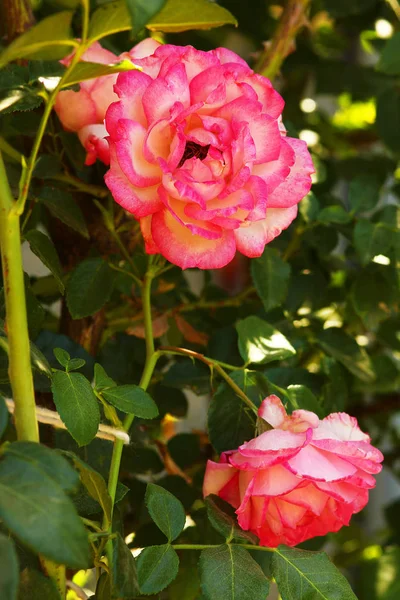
[
  {"x1": 203, "y1": 395, "x2": 383, "y2": 547},
  {"x1": 54, "y1": 39, "x2": 160, "y2": 165},
  {"x1": 104, "y1": 43, "x2": 314, "y2": 269}
]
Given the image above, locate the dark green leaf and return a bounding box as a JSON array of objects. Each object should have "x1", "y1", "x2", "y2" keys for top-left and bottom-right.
[
  {"x1": 272, "y1": 546, "x2": 357, "y2": 600},
  {"x1": 137, "y1": 544, "x2": 179, "y2": 595},
  {"x1": 38, "y1": 187, "x2": 89, "y2": 238},
  {"x1": 94, "y1": 363, "x2": 117, "y2": 391},
  {"x1": 317, "y1": 328, "x2": 374, "y2": 382},
  {"x1": 17, "y1": 568, "x2": 61, "y2": 600},
  {"x1": 167, "y1": 433, "x2": 200, "y2": 469},
  {"x1": 163, "y1": 361, "x2": 210, "y2": 394},
  {"x1": 0, "y1": 534, "x2": 18, "y2": 600},
  {"x1": 236, "y1": 316, "x2": 296, "y2": 364},
  {"x1": 66, "y1": 258, "x2": 117, "y2": 319},
  {"x1": 111, "y1": 533, "x2": 140, "y2": 598},
  {"x1": 67, "y1": 358, "x2": 86, "y2": 371},
  {"x1": 126, "y1": 0, "x2": 166, "y2": 36},
  {"x1": 205, "y1": 495, "x2": 258, "y2": 544},
  {"x1": 286, "y1": 385, "x2": 324, "y2": 417},
  {"x1": 145, "y1": 483, "x2": 185, "y2": 542},
  {"x1": 0, "y1": 12, "x2": 75, "y2": 66},
  {"x1": 147, "y1": 0, "x2": 237, "y2": 32},
  {"x1": 376, "y1": 88, "x2": 400, "y2": 153},
  {"x1": 353, "y1": 221, "x2": 393, "y2": 265},
  {"x1": 322, "y1": 0, "x2": 376, "y2": 17},
  {"x1": 32, "y1": 155, "x2": 61, "y2": 179},
  {"x1": 0, "y1": 396, "x2": 9, "y2": 439},
  {"x1": 352, "y1": 270, "x2": 395, "y2": 328},
  {"x1": 102, "y1": 385, "x2": 158, "y2": 419},
  {"x1": 348, "y1": 175, "x2": 380, "y2": 214},
  {"x1": 53, "y1": 347, "x2": 70, "y2": 368},
  {"x1": 68, "y1": 455, "x2": 112, "y2": 526},
  {"x1": 51, "y1": 370, "x2": 100, "y2": 446},
  {"x1": 208, "y1": 370, "x2": 268, "y2": 453},
  {"x1": 300, "y1": 193, "x2": 320, "y2": 222},
  {"x1": 4, "y1": 442, "x2": 79, "y2": 493},
  {"x1": 377, "y1": 33, "x2": 400, "y2": 75},
  {"x1": 199, "y1": 545, "x2": 269, "y2": 600},
  {"x1": 0, "y1": 454, "x2": 90, "y2": 567},
  {"x1": 25, "y1": 230, "x2": 64, "y2": 293},
  {"x1": 251, "y1": 248, "x2": 291, "y2": 312},
  {"x1": 317, "y1": 205, "x2": 351, "y2": 224}
]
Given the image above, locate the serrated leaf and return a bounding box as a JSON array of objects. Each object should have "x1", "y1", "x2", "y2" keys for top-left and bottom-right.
[
  {"x1": 111, "y1": 533, "x2": 140, "y2": 598},
  {"x1": 68, "y1": 455, "x2": 112, "y2": 526},
  {"x1": 0, "y1": 454, "x2": 90, "y2": 567},
  {"x1": 145, "y1": 483, "x2": 185, "y2": 542},
  {"x1": 236, "y1": 316, "x2": 296, "y2": 365},
  {"x1": 94, "y1": 363, "x2": 117, "y2": 391},
  {"x1": 66, "y1": 258, "x2": 117, "y2": 319},
  {"x1": 4, "y1": 442, "x2": 79, "y2": 493},
  {"x1": 51, "y1": 370, "x2": 100, "y2": 446},
  {"x1": 272, "y1": 546, "x2": 357, "y2": 600},
  {"x1": 208, "y1": 370, "x2": 268, "y2": 453},
  {"x1": 251, "y1": 248, "x2": 291, "y2": 312},
  {"x1": 0, "y1": 534, "x2": 18, "y2": 600},
  {"x1": 205, "y1": 495, "x2": 258, "y2": 544},
  {"x1": 199, "y1": 545, "x2": 269, "y2": 600},
  {"x1": 147, "y1": 0, "x2": 237, "y2": 32},
  {"x1": 102, "y1": 385, "x2": 158, "y2": 418},
  {"x1": 354, "y1": 221, "x2": 393, "y2": 265},
  {"x1": 137, "y1": 544, "x2": 179, "y2": 595},
  {"x1": 54, "y1": 347, "x2": 70, "y2": 368},
  {"x1": 0, "y1": 12, "x2": 75, "y2": 67},
  {"x1": 317, "y1": 328, "x2": 375, "y2": 382},
  {"x1": 126, "y1": 0, "x2": 166, "y2": 36},
  {"x1": 38, "y1": 187, "x2": 89, "y2": 238},
  {"x1": 61, "y1": 59, "x2": 139, "y2": 88}
]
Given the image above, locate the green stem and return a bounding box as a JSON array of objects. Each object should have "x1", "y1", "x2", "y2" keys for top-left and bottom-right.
[
  {"x1": 0, "y1": 152, "x2": 38, "y2": 442},
  {"x1": 159, "y1": 346, "x2": 258, "y2": 414},
  {"x1": 254, "y1": 0, "x2": 310, "y2": 79}
]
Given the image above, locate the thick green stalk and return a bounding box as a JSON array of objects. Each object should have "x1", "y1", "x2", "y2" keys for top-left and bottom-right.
[{"x1": 0, "y1": 152, "x2": 38, "y2": 442}]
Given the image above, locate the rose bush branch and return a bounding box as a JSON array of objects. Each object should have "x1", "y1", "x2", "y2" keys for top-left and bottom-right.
[{"x1": 255, "y1": 0, "x2": 311, "y2": 80}]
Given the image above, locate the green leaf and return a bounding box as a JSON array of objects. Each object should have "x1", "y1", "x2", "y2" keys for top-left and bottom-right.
[
  {"x1": 208, "y1": 370, "x2": 268, "y2": 453},
  {"x1": 167, "y1": 433, "x2": 200, "y2": 469},
  {"x1": 272, "y1": 546, "x2": 357, "y2": 600},
  {"x1": 4, "y1": 442, "x2": 79, "y2": 493},
  {"x1": 51, "y1": 370, "x2": 100, "y2": 446},
  {"x1": 126, "y1": 0, "x2": 166, "y2": 36},
  {"x1": 102, "y1": 385, "x2": 158, "y2": 418},
  {"x1": 54, "y1": 347, "x2": 70, "y2": 368},
  {"x1": 137, "y1": 544, "x2": 179, "y2": 595},
  {"x1": 0, "y1": 396, "x2": 9, "y2": 439},
  {"x1": 61, "y1": 60, "x2": 139, "y2": 88},
  {"x1": 199, "y1": 545, "x2": 269, "y2": 600},
  {"x1": 0, "y1": 454, "x2": 90, "y2": 567},
  {"x1": 17, "y1": 568, "x2": 61, "y2": 600},
  {"x1": 352, "y1": 270, "x2": 395, "y2": 329},
  {"x1": 236, "y1": 316, "x2": 296, "y2": 364},
  {"x1": 147, "y1": 0, "x2": 237, "y2": 32},
  {"x1": 0, "y1": 534, "x2": 18, "y2": 600},
  {"x1": 88, "y1": 1, "x2": 132, "y2": 42},
  {"x1": 286, "y1": 385, "x2": 324, "y2": 417},
  {"x1": 33, "y1": 154, "x2": 62, "y2": 179},
  {"x1": 205, "y1": 495, "x2": 258, "y2": 544},
  {"x1": 251, "y1": 248, "x2": 291, "y2": 312},
  {"x1": 322, "y1": 0, "x2": 376, "y2": 17},
  {"x1": 68, "y1": 455, "x2": 112, "y2": 526},
  {"x1": 0, "y1": 12, "x2": 75, "y2": 67},
  {"x1": 377, "y1": 33, "x2": 400, "y2": 75},
  {"x1": 317, "y1": 205, "x2": 351, "y2": 224},
  {"x1": 348, "y1": 175, "x2": 380, "y2": 214},
  {"x1": 67, "y1": 358, "x2": 86, "y2": 371},
  {"x1": 145, "y1": 483, "x2": 185, "y2": 542},
  {"x1": 111, "y1": 533, "x2": 140, "y2": 598},
  {"x1": 317, "y1": 328, "x2": 375, "y2": 382},
  {"x1": 38, "y1": 187, "x2": 89, "y2": 238},
  {"x1": 94, "y1": 363, "x2": 117, "y2": 391},
  {"x1": 354, "y1": 221, "x2": 393, "y2": 265},
  {"x1": 376, "y1": 88, "x2": 400, "y2": 153},
  {"x1": 300, "y1": 192, "x2": 320, "y2": 223},
  {"x1": 66, "y1": 258, "x2": 117, "y2": 319}
]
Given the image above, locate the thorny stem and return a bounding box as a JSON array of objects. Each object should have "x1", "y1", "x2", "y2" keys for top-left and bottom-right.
[
  {"x1": 159, "y1": 346, "x2": 258, "y2": 414},
  {"x1": 254, "y1": 0, "x2": 310, "y2": 80}
]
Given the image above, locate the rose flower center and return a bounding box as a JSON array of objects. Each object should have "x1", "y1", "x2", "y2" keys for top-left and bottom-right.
[{"x1": 178, "y1": 141, "x2": 210, "y2": 168}]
